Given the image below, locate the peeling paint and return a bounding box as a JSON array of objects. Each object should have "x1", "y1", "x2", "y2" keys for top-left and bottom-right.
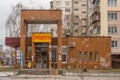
[
  {"x1": 69, "y1": 58, "x2": 77, "y2": 63},
  {"x1": 100, "y1": 57, "x2": 109, "y2": 68}
]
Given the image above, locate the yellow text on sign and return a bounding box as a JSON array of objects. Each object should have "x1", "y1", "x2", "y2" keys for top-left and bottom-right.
[{"x1": 32, "y1": 33, "x2": 51, "y2": 42}]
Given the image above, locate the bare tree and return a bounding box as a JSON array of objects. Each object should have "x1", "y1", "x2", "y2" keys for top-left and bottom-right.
[
  {"x1": 63, "y1": 13, "x2": 81, "y2": 37},
  {"x1": 5, "y1": 3, "x2": 23, "y2": 37}
]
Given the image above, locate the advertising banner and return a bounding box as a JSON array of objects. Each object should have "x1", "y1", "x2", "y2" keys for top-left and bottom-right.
[{"x1": 20, "y1": 52, "x2": 24, "y2": 67}]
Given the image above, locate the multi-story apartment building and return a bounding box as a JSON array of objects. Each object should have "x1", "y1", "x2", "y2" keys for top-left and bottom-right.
[
  {"x1": 90, "y1": 0, "x2": 120, "y2": 68},
  {"x1": 73, "y1": 0, "x2": 88, "y2": 36},
  {"x1": 52, "y1": 0, "x2": 72, "y2": 36},
  {"x1": 51, "y1": 0, "x2": 88, "y2": 36}
]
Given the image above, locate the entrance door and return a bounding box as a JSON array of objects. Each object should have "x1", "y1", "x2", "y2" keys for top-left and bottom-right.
[
  {"x1": 36, "y1": 53, "x2": 42, "y2": 69},
  {"x1": 42, "y1": 52, "x2": 47, "y2": 69},
  {"x1": 36, "y1": 52, "x2": 47, "y2": 69},
  {"x1": 35, "y1": 43, "x2": 48, "y2": 69}
]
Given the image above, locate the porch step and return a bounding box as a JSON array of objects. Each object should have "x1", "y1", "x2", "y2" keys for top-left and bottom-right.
[{"x1": 17, "y1": 69, "x2": 50, "y2": 75}]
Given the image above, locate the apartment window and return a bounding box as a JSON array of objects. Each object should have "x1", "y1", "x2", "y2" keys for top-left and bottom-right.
[
  {"x1": 82, "y1": 18, "x2": 87, "y2": 21},
  {"x1": 74, "y1": 23, "x2": 79, "y2": 25},
  {"x1": 67, "y1": 22, "x2": 70, "y2": 26},
  {"x1": 74, "y1": 15, "x2": 79, "y2": 19},
  {"x1": 62, "y1": 46, "x2": 67, "y2": 63},
  {"x1": 81, "y1": 4, "x2": 86, "y2": 7},
  {"x1": 65, "y1": 8, "x2": 70, "y2": 12},
  {"x1": 82, "y1": 11, "x2": 86, "y2": 14},
  {"x1": 108, "y1": 12, "x2": 117, "y2": 20},
  {"x1": 65, "y1": 1, "x2": 70, "y2": 6},
  {"x1": 95, "y1": 52, "x2": 98, "y2": 62},
  {"x1": 108, "y1": 0, "x2": 117, "y2": 6},
  {"x1": 84, "y1": 52, "x2": 87, "y2": 62},
  {"x1": 74, "y1": 1, "x2": 78, "y2": 4},
  {"x1": 112, "y1": 40, "x2": 118, "y2": 47},
  {"x1": 108, "y1": 26, "x2": 117, "y2": 34},
  {"x1": 74, "y1": 9, "x2": 79, "y2": 11},
  {"x1": 79, "y1": 52, "x2": 82, "y2": 62},
  {"x1": 90, "y1": 52, "x2": 92, "y2": 62},
  {"x1": 56, "y1": 1, "x2": 61, "y2": 7},
  {"x1": 52, "y1": 46, "x2": 57, "y2": 62}
]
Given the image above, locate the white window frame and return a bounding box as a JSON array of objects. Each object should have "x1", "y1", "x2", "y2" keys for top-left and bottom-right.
[
  {"x1": 65, "y1": 1, "x2": 70, "y2": 6},
  {"x1": 112, "y1": 40, "x2": 118, "y2": 48},
  {"x1": 108, "y1": 0, "x2": 117, "y2": 7},
  {"x1": 108, "y1": 26, "x2": 118, "y2": 34},
  {"x1": 65, "y1": 8, "x2": 70, "y2": 12},
  {"x1": 56, "y1": 1, "x2": 61, "y2": 7},
  {"x1": 62, "y1": 46, "x2": 67, "y2": 63},
  {"x1": 108, "y1": 12, "x2": 117, "y2": 20}
]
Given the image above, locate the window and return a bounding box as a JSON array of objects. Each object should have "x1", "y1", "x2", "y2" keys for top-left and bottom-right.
[
  {"x1": 81, "y1": 4, "x2": 86, "y2": 7},
  {"x1": 74, "y1": 15, "x2": 79, "y2": 19},
  {"x1": 108, "y1": 26, "x2": 117, "y2": 34},
  {"x1": 95, "y1": 52, "x2": 98, "y2": 62},
  {"x1": 90, "y1": 52, "x2": 92, "y2": 62},
  {"x1": 74, "y1": 1, "x2": 78, "y2": 4},
  {"x1": 27, "y1": 46, "x2": 32, "y2": 57},
  {"x1": 62, "y1": 46, "x2": 67, "y2": 63},
  {"x1": 66, "y1": 22, "x2": 70, "y2": 26},
  {"x1": 74, "y1": 23, "x2": 79, "y2": 25},
  {"x1": 74, "y1": 9, "x2": 79, "y2": 11},
  {"x1": 52, "y1": 46, "x2": 57, "y2": 62},
  {"x1": 82, "y1": 11, "x2": 86, "y2": 14},
  {"x1": 84, "y1": 52, "x2": 87, "y2": 62},
  {"x1": 112, "y1": 40, "x2": 118, "y2": 47},
  {"x1": 79, "y1": 52, "x2": 82, "y2": 62},
  {"x1": 108, "y1": 12, "x2": 117, "y2": 20},
  {"x1": 65, "y1": 8, "x2": 70, "y2": 12},
  {"x1": 82, "y1": 18, "x2": 87, "y2": 21},
  {"x1": 108, "y1": 0, "x2": 117, "y2": 6},
  {"x1": 65, "y1": 1, "x2": 70, "y2": 6},
  {"x1": 56, "y1": 1, "x2": 61, "y2": 7}
]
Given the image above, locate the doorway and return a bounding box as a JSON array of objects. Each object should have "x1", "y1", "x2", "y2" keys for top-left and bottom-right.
[{"x1": 35, "y1": 43, "x2": 48, "y2": 69}]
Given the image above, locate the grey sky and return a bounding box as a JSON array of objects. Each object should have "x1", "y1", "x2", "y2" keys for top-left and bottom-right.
[{"x1": 0, "y1": 0, "x2": 52, "y2": 46}]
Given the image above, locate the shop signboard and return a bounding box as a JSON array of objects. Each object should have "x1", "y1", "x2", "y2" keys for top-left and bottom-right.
[{"x1": 32, "y1": 33, "x2": 51, "y2": 42}]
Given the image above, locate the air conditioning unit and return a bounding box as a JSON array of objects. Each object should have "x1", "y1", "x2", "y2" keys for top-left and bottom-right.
[{"x1": 69, "y1": 42, "x2": 76, "y2": 47}]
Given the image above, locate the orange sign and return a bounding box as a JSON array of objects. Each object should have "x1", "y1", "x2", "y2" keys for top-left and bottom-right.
[{"x1": 32, "y1": 33, "x2": 51, "y2": 42}]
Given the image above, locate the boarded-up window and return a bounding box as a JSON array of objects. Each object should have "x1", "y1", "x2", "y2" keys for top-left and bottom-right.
[
  {"x1": 90, "y1": 52, "x2": 92, "y2": 62},
  {"x1": 84, "y1": 52, "x2": 87, "y2": 62},
  {"x1": 79, "y1": 52, "x2": 82, "y2": 62},
  {"x1": 52, "y1": 46, "x2": 57, "y2": 62},
  {"x1": 95, "y1": 52, "x2": 98, "y2": 62}
]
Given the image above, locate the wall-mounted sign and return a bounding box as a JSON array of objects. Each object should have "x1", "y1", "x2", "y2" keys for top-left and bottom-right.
[
  {"x1": 32, "y1": 33, "x2": 51, "y2": 42},
  {"x1": 20, "y1": 52, "x2": 24, "y2": 67}
]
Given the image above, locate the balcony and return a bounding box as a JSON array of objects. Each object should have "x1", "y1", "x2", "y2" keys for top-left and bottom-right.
[
  {"x1": 92, "y1": 6, "x2": 100, "y2": 15},
  {"x1": 92, "y1": 15, "x2": 100, "y2": 23}
]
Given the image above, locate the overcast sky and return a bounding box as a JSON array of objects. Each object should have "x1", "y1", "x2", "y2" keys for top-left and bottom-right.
[{"x1": 0, "y1": 0, "x2": 52, "y2": 46}]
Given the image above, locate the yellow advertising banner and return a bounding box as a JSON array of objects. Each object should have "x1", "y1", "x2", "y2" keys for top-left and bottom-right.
[{"x1": 32, "y1": 33, "x2": 51, "y2": 42}]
